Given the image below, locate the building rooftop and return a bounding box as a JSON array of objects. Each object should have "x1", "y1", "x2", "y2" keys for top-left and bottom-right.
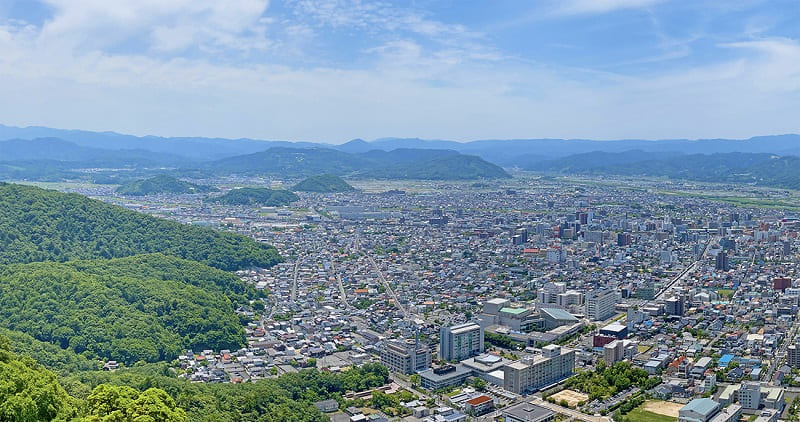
[
  {"x1": 500, "y1": 307, "x2": 528, "y2": 315},
  {"x1": 466, "y1": 395, "x2": 493, "y2": 406},
  {"x1": 540, "y1": 307, "x2": 578, "y2": 322},
  {"x1": 681, "y1": 398, "x2": 719, "y2": 417},
  {"x1": 449, "y1": 322, "x2": 481, "y2": 335},
  {"x1": 419, "y1": 364, "x2": 472, "y2": 383},
  {"x1": 503, "y1": 402, "x2": 553, "y2": 422}
]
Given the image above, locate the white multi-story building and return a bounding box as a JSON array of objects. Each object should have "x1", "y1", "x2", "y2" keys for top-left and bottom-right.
[
  {"x1": 380, "y1": 339, "x2": 431, "y2": 374},
  {"x1": 586, "y1": 289, "x2": 618, "y2": 320},
  {"x1": 503, "y1": 345, "x2": 575, "y2": 394}
]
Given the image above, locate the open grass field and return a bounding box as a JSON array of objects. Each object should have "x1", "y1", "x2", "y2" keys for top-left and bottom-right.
[{"x1": 624, "y1": 407, "x2": 677, "y2": 422}]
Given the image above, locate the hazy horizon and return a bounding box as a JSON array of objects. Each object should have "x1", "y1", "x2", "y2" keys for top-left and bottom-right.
[{"x1": 3, "y1": 121, "x2": 799, "y2": 146}]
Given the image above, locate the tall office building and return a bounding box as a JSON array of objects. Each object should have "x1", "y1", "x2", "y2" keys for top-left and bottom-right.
[
  {"x1": 380, "y1": 339, "x2": 431, "y2": 374},
  {"x1": 665, "y1": 296, "x2": 685, "y2": 316},
  {"x1": 788, "y1": 341, "x2": 800, "y2": 368},
  {"x1": 440, "y1": 322, "x2": 484, "y2": 362},
  {"x1": 716, "y1": 252, "x2": 729, "y2": 271},
  {"x1": 585, "y1": 289, "x2": 618, "y2": 321}
]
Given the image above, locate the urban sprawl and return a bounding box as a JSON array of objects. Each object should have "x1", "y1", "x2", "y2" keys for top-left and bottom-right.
[{"x1": 79, "y1": 176, "x2": 800, "y2": 422}]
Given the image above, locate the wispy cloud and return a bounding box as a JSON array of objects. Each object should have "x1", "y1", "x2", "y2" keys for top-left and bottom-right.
[
  {"x1": 37, "y1": 0, "x2": 272, "y2": 55},
  {"x1": 551, "y1": 0, "x2": 664, "y2": 16}
]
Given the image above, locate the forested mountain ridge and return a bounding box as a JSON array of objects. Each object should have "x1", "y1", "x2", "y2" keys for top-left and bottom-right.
[
  {"x1": 116, "y1": 174, "x2": 216, "y2": 195},
  {"x1": 292, "y1": 174, "x2": 355, "y2": 192},
  {"x1": 216, "y1": 187, "x2": 300, "y2": 206},
  {"x1": 205, "y1": 147, "x2": 511, "y2": 179},
  {"x1": 0, "y1": 182, "x2": 281, "y2": 270}
]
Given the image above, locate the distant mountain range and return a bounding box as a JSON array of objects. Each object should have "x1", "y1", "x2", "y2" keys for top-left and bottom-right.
[{"x1": 2, "y1": 123, "x2": 800, "y2": 185}]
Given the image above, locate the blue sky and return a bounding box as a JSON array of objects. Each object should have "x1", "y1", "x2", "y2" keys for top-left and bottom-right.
[{"x1": 0, "y1": 0, "x2": 798, "y2": 142}]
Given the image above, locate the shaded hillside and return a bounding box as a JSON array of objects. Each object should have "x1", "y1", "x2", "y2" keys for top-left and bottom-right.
[
  {"x1": 379, "y1": 154, "x2": 512, "y2": 180},
  {"x1": 116, "y1": 174, "x2": 216, "y2": 195},
  {"x1": 292, "y1": 174, "x2": 355, "y2": 192},
  {"x1": 216, "y1": 187, "x2": 299, "y2": 206},
  {"x1": 0, "y1": 183, "x2": 281, "y2": 270},
  {"x1": 206, "y1": 147, "x2": 510, "y2": 180},
  {"x1": 0, "y1": 254, "x2": 246, "y2": 364},
  {"x1": 0, "y1": 137, "x2": 187, "y2": 166}
]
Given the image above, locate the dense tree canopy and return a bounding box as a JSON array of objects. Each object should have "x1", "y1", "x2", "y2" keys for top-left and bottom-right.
[
  {"x1": 0, "y1": 183, "x2": 281, "y2": 271},
  {"x1": 292, "y1": 174, "x2": 355, "y2": 193},
  {"x1": 565, "y1": 361, "x2": 660, "y2": 400},
  {"x1": 0, "y1": 255, "x2": 246, "y2": 364},
  {"x1": 0, "y1": 336, "x2": 79, "y2": 422},
  {"x1": 116, "y1": 174, "x2": 215, "y2": 196},
  {"x1": 216, "y1": 187, "x2": 299, "y2": 206}
]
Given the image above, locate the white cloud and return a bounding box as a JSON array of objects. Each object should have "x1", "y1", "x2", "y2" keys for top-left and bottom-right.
[
  {"x1": 552, "y1": 0, "x2": 664, "y2": 16},
  {"x1": 37, "y1": 0, "x2": 271, "y2": 54}
]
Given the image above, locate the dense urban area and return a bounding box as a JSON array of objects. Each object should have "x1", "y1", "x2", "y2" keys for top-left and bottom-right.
[{"x1": 23, "y1": 173, "x2": 795, "y2": 422}]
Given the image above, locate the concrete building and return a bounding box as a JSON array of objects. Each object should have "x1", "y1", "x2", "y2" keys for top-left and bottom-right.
[
  {"x1": 557, "y1": 290, "x2": 584, "y2": 307},
  {"x1": 461, "y1": 354, "x2": 509, "y2": 386},
  {"x1": 717, "y1": 383, "x2": 784, "y2": 411},
  {"x1": 502, "y1": 402, "x2": 554, "y2": 422},
  {"x1": 604, "y1": 340, "x2": 625, "y2": 367},
  {"x1": 440, "y1": 322, "x2": 484, "y2": 362},
  {"x1": 538, "y1": 282, "x2": 566, "y2": 305},
  {"x1": 539, "y1": 307, "x2": 579, "y2": 330},
  {"x1": 503, "y1": 345, "x2": 575, "y2": 394},
  {"x1": 585, "y1": 289, "x2": 618, "y2": 321},
  {"x1": 787, "y1": 341, "x2": 800, "y2": 368},
  {"x1": 419, "y1": 364, "x2": 472, "y2": 391},
  {"x1": 666, "y1": 296, "x2": 685, "y2": 316},
  {"x1": 739, "y1": 382, "x2": 762, "y2": 410},
  {"x1": 679, "y1": 398, "x2": 720, "y2": 422},
  {"x1": 463, "y1": 395, "x2": 494, "y2": 416},
  {"x1": 709, "y1": 404, "x2": 741, "y2": 422},
  {"x1": 380, "y1": 339, "x2": 431, "y2": 374}
]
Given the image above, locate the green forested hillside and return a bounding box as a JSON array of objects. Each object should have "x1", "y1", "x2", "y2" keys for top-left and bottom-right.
[
  {"x1": 0, "y1": 255, "x2": 246, "y2": 364},
  {"x1": 0, "y1": 334, "x2": 189, "y2": 422},
  {"x1": 2, "y1": 329, "x2": 389, "y2": 422},
  {"x1": 69, "y1": 362, "x2": 390, "y2": 422},
  {"x1": 216, "y1": 187, "x2": 299, "y2": 206},
  {"x1": 292, "y1": 174, "x2": 355, "y2": 192},
  {"x1": 116, "y1": 174, "x2": 216, "y2": 195},
  {"x1": 0, "y1": 336, "x2": 80, "y2": 421},
  {"x1": 0, "y1": 183, "x2": 280, "y2": 270},
  {"x1": 205, "y1": 147, "x2": 511, "y2": 180}
]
